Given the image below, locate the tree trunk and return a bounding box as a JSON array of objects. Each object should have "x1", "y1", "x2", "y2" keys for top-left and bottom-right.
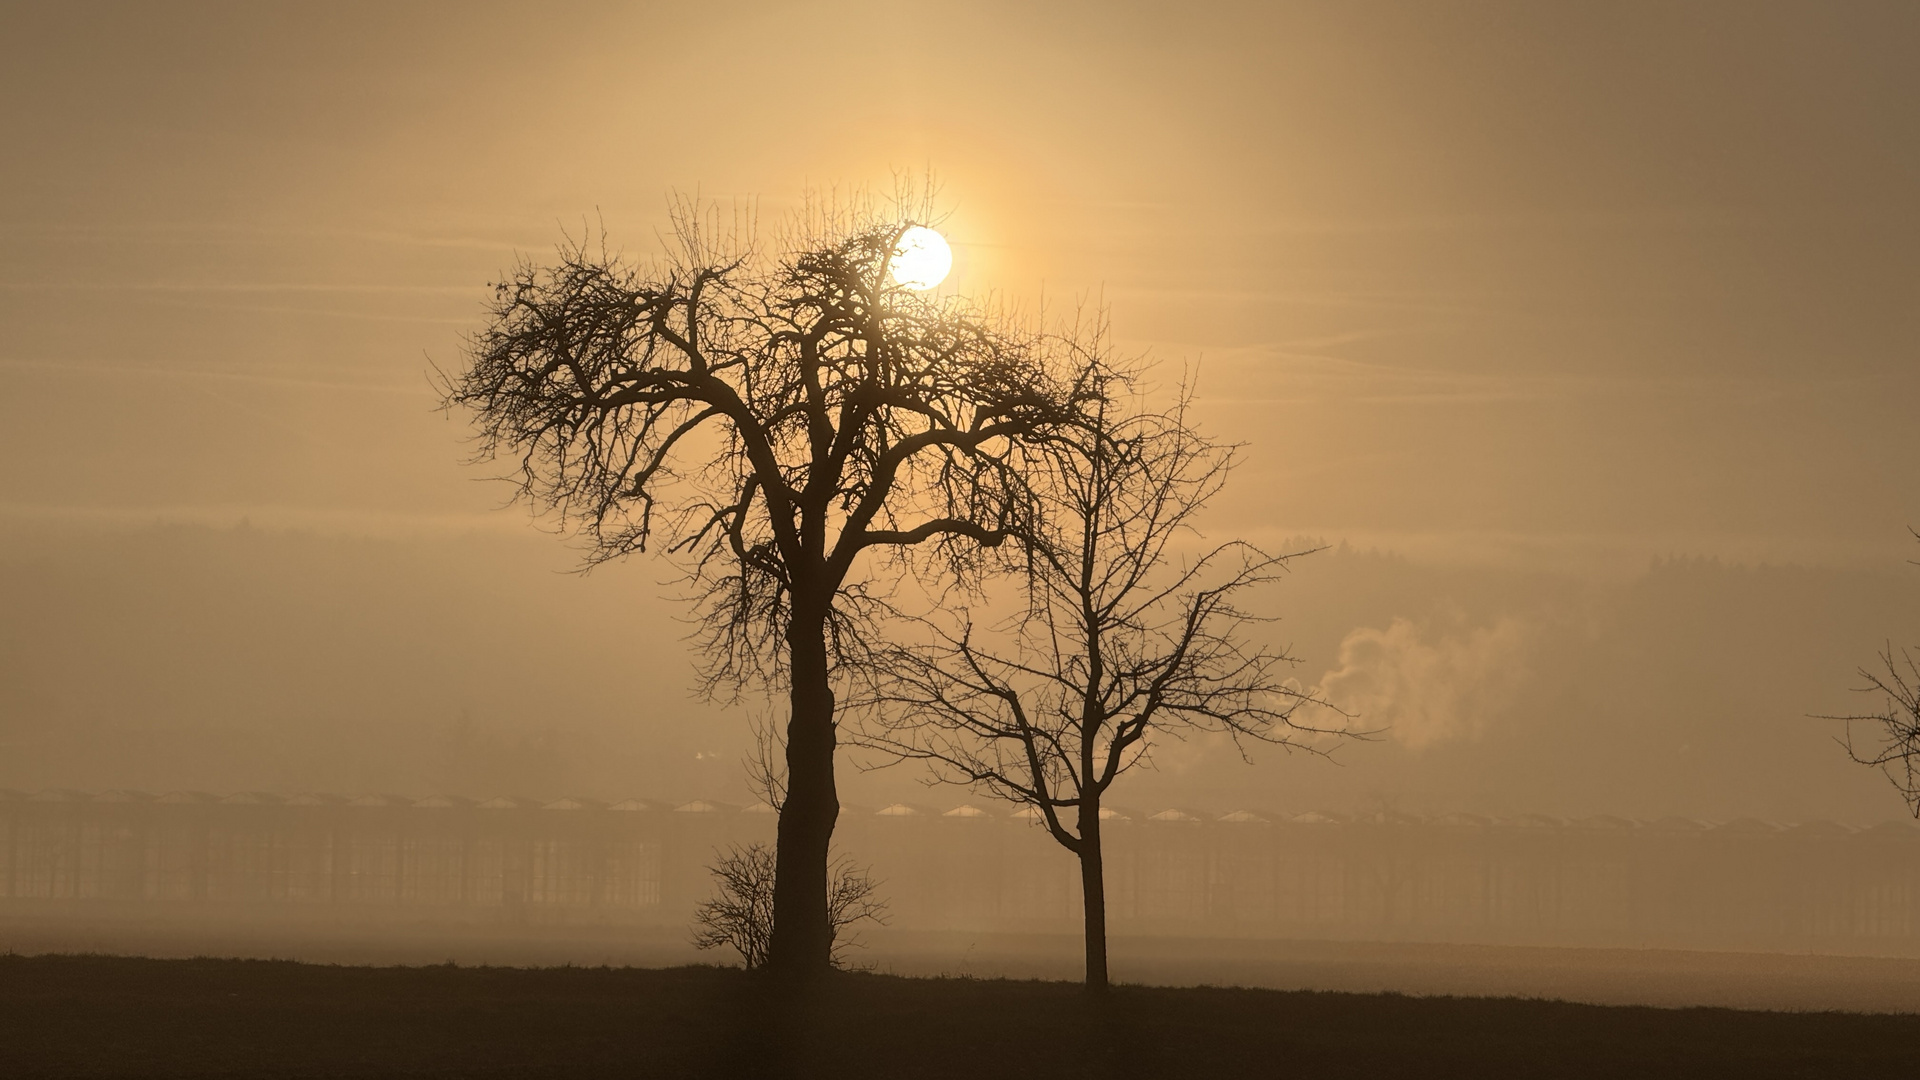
[
  {"x1": 766, "y1": 601, "x2": 839, "y2": 975},
  {"x1": 1078, "y1": 799, "x2": 1109, "y2": 993}
]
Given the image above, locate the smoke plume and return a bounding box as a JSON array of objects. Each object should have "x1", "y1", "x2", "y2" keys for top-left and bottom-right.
[{"x1": 1312, "y1": 616, "x2": 1529, "y2": 750}]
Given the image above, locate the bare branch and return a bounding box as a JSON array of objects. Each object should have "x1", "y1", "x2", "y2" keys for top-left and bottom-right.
[
  {"x1": 850, "y1": 350, "x2": 1361, "y2": 878},
  {"x1": 443, "y1": 191, "x2": 1087, "y2": 973},
  {"x1": 1827, "y1": 641, "x2": 1920, "y2": 816}
]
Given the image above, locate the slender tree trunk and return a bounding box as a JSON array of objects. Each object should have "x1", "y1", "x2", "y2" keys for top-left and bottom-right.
[
  {"x1": 1078, "y1": 799, "x2": 1109, "y2": 993},
  {"x1": 767, "y1": 599, "x2": 839, "y2": 975}
]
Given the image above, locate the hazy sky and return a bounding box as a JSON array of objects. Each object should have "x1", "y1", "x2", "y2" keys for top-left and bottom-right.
[{"x1": 2, "y1": 2, "x2": 1917, "y2": 819}]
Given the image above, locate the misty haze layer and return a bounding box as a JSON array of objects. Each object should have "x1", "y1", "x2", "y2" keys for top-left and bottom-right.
[
  {"x1": 2, "y1": 521, "x2": 1911, "y2": 825},
  {"x1": 1, "y1": 3, "x2": 1918, "y2": 860}
]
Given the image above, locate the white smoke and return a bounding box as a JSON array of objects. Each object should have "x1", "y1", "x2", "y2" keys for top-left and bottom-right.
[{"x1": 1310, "y1": 616, "x2": 1530, "y2": 750}]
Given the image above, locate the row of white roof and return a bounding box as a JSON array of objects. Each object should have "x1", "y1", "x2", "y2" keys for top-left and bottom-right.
[{"x1": 3, "y1": 789, "x2": 1915, "y2": 833}]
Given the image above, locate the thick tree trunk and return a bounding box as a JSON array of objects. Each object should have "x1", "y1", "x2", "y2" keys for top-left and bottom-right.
[
  {"x1": 1078, "y1": 800, "x2": 1109, "y2": 993},
  {"x1": 766, "y1": 602, "x2": 839, "y2": 975}
]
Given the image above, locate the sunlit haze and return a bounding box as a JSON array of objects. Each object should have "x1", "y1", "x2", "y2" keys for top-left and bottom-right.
[
  {"x1": 4, "y1": 3, "x2": 1920, "y2": 1054},
  {"x1": 3, "y1": 1, "x2": 1914, "y2": 821}
]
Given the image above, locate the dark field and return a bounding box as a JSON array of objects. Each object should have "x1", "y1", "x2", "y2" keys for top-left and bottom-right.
[{"x1": 3, "y1": 954, "x2": 1919, "y2": 1079}]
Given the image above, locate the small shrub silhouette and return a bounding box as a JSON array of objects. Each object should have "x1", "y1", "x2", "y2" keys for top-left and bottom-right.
[{"x1": 692, "y1": 843, "x2": 887, "y2": 969}]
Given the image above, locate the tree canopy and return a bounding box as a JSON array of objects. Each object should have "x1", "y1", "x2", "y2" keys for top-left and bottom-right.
[
  {"x1": 853, "y1": 361, "x2": 1350, "y2": 988},
  {"x1": 445, "y1": 196, "x2": 1090, "y2": 971}
]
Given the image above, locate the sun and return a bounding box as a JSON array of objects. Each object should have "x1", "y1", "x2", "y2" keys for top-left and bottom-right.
[{"x1": 890, "y1": 225, "x2": 952, "y2": 290}]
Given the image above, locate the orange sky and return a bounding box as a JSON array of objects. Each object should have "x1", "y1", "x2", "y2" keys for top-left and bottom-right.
[
  {"x1": 3, "y1": 1, "x2": 1916, "y2": 566},
  {"x1": 2, "y1": 2, "x2": 1918, "y2": 819}
]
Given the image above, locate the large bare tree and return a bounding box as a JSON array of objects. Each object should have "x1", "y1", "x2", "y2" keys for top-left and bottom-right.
[
  {"x1": 854, "y1": 362, "x2": 1347, "y2": 991},
  {"x1": 444, "y1": 197, "x2": 1083, "y2": 973}
]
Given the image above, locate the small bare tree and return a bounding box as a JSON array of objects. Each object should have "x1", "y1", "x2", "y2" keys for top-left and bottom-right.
[
  {"x1": 693, "y1": 843, "x2": 888, "y2": 969},
  {"x1": 444, "y1": 191, "x2": 1085, "y2": 973},
  {"x1": 855, "y1": 361, "x2": 1350, "y2": 992},
  {"x1": 1833, "y1": 530, "x2": 1920, "y2": 815}
]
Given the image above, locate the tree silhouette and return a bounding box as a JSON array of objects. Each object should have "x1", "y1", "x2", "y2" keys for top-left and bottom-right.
[
  {"x1": 692, "y1": 843, "x2": 887, "y2": 970},
  {"x1": 1834, "y1": 530, "x2": 1920, "y2": 815},
  {"x1": 444, "y1": 195, "x2": 1085, "y2": 973},
  {"x1": 854, "y1": 360, "x2": 1349, "y2": 991}
]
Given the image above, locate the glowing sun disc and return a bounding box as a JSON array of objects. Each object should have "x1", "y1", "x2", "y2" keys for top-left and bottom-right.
[{"x1": 890, "y1": 225, "x2": 952, "y2": 290}]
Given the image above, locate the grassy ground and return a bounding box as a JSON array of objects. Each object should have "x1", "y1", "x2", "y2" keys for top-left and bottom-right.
[{"x1": 2, "y1": 953, "x2": 1917, "y2": 1079}]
